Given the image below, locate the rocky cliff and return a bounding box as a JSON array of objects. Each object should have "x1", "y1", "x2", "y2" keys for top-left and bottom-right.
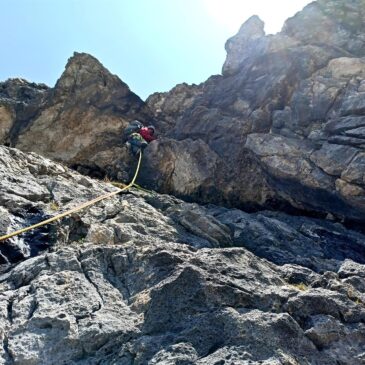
[
  {"x1": 1, "y1": 145, "x2": 365, "y2": 364},
  {"x1": 0, "y1": 53, "x2": 153, "y2": 181},
  {"x1": 1, "y1": 1, "x2": 365, "y2": 363},
  {"x1": 0, "y1": 0, "x2": 365, "y2": 222},
  {"x1": 2, "y1": 0, "x2": 365, "y2": 226},
  {"x1": 145, "y1": 0, "x2": 365, "y2": 224}
]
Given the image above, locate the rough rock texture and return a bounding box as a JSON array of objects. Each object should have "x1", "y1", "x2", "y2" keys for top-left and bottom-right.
[
  {"x1": 0, "y1": 79, "x2": 49, "y2": 145},
  {"x1": 2, "y1": 1, "x2": 365, "y2": 225},
  {"x1": 144, "y1": 0, "x2": 365, "y2": 223},
  {"x1": 1, "y1": 146, "x2": 365, "y2": 364},
  {"x1": 0, "y1": 53, "x2": 154, "y2": 180},
  {"x1": 2, "y1": 3, "x2": 365, "y2": 359}
]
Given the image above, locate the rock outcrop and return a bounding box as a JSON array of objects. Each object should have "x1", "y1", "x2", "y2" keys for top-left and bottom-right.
[
  {"x1": 1, "y1": 0, "x2": 365, "y2": 363},
  {"x1": 1, "y1": 145, "x2": 365, "y2": 364},
  {"x1": 0, "y1": 53, "x2": 153, "y2": 180},
  {"x1": 145, "y1": 0, "x2": 365, "y2": 223},
  {"x1": 1, "y1": 0, "x2": 365, "y2": 225},
  {"x1": 0, "y1": 78, "x2": 49, "y2": 144}
]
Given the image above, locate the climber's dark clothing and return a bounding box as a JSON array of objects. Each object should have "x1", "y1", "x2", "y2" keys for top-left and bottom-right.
[
  {"x1": 127, "y1": 132, "x2": 148, "y2": 155},
  {"x1": 123, "y1": 120, "x2": 143, "y2": 142}
]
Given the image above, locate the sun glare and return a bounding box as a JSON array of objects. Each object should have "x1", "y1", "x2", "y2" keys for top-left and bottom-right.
[{"x1": 202, "y1": 0, "x2": 313, "y2": 35}]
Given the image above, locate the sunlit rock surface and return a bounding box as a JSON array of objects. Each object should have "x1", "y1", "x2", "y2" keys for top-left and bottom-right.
[
  {"x1": 0, "y1": 1, "x2": 364, "y2": 224},
  {"x1": 146, "y1": 0, "x2": 365, "y2": 223},
  {"x1": 1, "y1": 145, "x2": 365, "y2": 364},
  {"x1": 0, "y1": 53, "x2": 153, "y2": 181},
  {"x1": 1, "y1": 2, "x2": 365, "y2": 361}
]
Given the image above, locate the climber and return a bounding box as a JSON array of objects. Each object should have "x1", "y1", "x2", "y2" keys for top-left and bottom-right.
[
  {"x1": 124, "y1": 121, "x2": 156, "y2": 156},
  {"x1": 139, "y1": 125, "x2": 156, "y2": 143},
  {"x1": 126, "y1": 132, "x2": 148, "y2": 156},
  {"x1": 123, "y1": 120, "x2": 143, "y2": 142}
]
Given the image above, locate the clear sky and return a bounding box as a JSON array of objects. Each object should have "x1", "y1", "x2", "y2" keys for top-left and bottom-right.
[{"x1": 0, "y1": 0, "x2": 312, "y2": 100}]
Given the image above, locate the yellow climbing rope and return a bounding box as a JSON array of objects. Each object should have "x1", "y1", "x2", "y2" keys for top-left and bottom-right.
[{"x1": 0, "y1": 151, "x2": 143, "y2": 242}]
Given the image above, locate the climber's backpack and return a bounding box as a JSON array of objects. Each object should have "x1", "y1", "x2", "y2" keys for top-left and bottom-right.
[{"x1": 123, "y1": 120, "x2": 143, "y2": 142}]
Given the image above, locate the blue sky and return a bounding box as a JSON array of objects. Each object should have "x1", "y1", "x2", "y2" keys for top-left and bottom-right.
[{"x1": 0, "y1": 0, "x2": 312, "y2": 99}]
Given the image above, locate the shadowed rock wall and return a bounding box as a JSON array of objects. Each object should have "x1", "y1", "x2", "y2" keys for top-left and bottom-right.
[{"x1": 1, "y1": 0, "x2": 365, "y2": 223}]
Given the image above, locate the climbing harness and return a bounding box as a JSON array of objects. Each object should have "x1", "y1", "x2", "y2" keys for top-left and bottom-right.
[{"x1": 0, "y1": 151, "x2": 143, "y2": 242}]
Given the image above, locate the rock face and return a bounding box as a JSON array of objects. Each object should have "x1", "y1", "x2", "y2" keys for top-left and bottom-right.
[
  {"x1": 1, "y1": 1, "x2": 365, "y2": 225},
  {"x1": 0, "y1": 78, "x2": 49, "y2": 144},
  {"x1": 145, "y1": 0, "x2": 365, "y2": 223},
  {"x1": 2, "y1": 3, "x2": 365, "y2": 360},
  {"x1": 0, "y1": 53, "x2": 154, "y2": 180},
  {"x1": 1, "y1": 145, "x2": 365, "y2": 364}
]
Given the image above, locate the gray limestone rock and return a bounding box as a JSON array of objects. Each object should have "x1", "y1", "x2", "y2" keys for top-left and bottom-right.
[
  {"x1": 1, "y1": 2, "x2": 365, "y2": 362},
  {"x1": 2, "y1": 1, "x2": 365, "y2": 225},
  {"x1": 0, "y1": 145, "x2": 364, "y2": 364}
]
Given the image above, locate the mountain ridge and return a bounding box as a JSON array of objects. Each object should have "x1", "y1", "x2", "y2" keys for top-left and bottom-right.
[
  {"x1": 1, "y1": 0, "x2": 365, "y2": 227},
  {"x1": 1, "y1": 0, "x2": 365, "y2": 363}
]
